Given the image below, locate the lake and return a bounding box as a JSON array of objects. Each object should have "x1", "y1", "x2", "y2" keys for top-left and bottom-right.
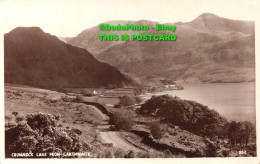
[{"x1": 141, "y1": 82, "x2": 255, "y2": 124}]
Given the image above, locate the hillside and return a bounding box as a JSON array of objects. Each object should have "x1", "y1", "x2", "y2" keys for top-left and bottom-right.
[
  {"x1": 139, "y1": 94, "x2": 228, "y2": 137},
  {"x1": 138, "y1": 94, "x2": 255, "y2": 140},
  {"x1": 4, "y1": 27, "x2": 129, "y2": 88},
  {"x1": 67, "y1": 20, "x2": 157, "y2": 55},
  {"x1": 67, "y1": 13, "x2": 255, "y2": 83}
]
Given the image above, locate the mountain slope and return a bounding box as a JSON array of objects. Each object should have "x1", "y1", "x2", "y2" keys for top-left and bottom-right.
[
  {"x1": 4, "y1": 27, "x2": 129, "y2": 88},
  {"x1": 66, "y1": 13, "x2": 255, "y2": 83},
  {"x1": 67, "y1": 20, "x2": 158, "y2": 55}
]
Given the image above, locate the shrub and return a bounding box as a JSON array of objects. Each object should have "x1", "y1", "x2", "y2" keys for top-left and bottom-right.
[
  {"x1": 135, "y1": 96, "x2": 142, "y2": 104},
  {"x1": 15, "y1": 116, "x2": 25, "y2": 122},
  {"x1": 176, "y1": 85, "x2": 184, "y2": 90},
  {"x1": 113, "y1": 148, "x2": 127, "y2": 158},
  {"x1": 74, "y1": 95, "x2": 84, "y2": 102},
  {"x1": 150, "y1": 123, "x2": 166, "y2": 140},
  {"x1": 114, "y1": 104, "x2": 121, "y2": 108},
  {"x1": 5, "y1": 112, "x2": 82, "y2": 158},
  {"x1": 162, "y1": 149, "x2": 172, "y2": 158},
  {"x1": 71, "y1": 128, "x2": 82, "y2": 135},
  {"x1": 116, "y1": 95, "x2": 142, "y2": 108},
  {"x1": 124, "y1": 150, "x2": 135, "y2": 158},
  {"x1": 54, "y1": 113, "x2": 61, "y2": 121},
  {"x1": 12, "y1": 112, "x2": 18, "y2": 117},
  {"x1": 117, "y1": 95, "x2": 135, "y2": 107},
  {"x1": 169, "y1": 131, "x2": 177, "y2": 136},
  {"x1": 61, "y1": 95, "x2": 71, "y2": 102},
  {"x1": 247, "y1": 144, "x2": 256, "y2": 156},
  {"x1": 133, "y1": 87, "x2": 143, "y2": 95},
  {"x1": 204, "y1": 139, "x2": 218, "y2": 157},
  {"x1": 222, "y1": 150, "x2": 229, "y2": 157},
  {"x1": 111, "y1": 111, "x2": 134, "y2": 131}
]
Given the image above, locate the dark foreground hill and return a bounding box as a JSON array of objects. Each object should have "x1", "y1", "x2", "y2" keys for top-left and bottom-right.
[
  {"x1": 67, "y1": 13, "x2": 255, "y2": 83},
  {"x1": 4, "y1": 27, "x2": 129, "y2": 88},
  {"x1": 138, "y1": 95, "x2": 256, "y2": 142}
]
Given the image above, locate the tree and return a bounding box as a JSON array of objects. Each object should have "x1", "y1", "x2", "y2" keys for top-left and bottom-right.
[
  {"x1": 150, "y1": 87, "x2": 157, "y2": 92},
  {"x1": 117, "y1": 95, "x2": 135, "y2": 107},
  {"x1": 135, "y1": 96, "x2": 142, "y2": 104},
  {"x1": 133, "y1": 87, "x2": 143, "y2": 95},
  {"x1": 237, "y1": 121, "x2": 255, "y2": 146},
  {"x1": 177, "y1": 85, "x2": 184, "y2": 90},
  {"x1": 228, "y1": 121, "x2": 255, "y2": 147},
  {"x1": 74, "y1": 94, "x2": 84, "y2": 102},
  {"x1": 228, "y1": 121, "x2": 238, "y2": 145},
  {"x1": 150, "y1": 123, "x2": 166, "y2": 140},
  {"x1": 111, "y1": 111, "x2": 134, "y2": 131},
  {"x1": 204, "y1": 139, "x2": 218, "y2": 157}
]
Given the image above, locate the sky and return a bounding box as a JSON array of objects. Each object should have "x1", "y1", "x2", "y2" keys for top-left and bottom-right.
[{"x1": 0, "y1": 0, "x2": 260, "y2": 37}]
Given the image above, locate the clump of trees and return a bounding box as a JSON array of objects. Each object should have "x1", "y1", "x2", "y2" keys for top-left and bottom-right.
[
  {"x1": 135, "y1": 96, "x2": 142, "y2": 104},
  {"x1": 139, "y1": 95, "x2": 256, "y2": 143},
  {"x1": 228, "y1": 121, "x2": 255, "y2": 146},
  {"x1": 74, "y1": 95, "x2": 84, "y2": 102},
  {"x1": 150, "y1": 123, "x2": 167, "y2": 140},
  {"x1": 5, "y1": 112, "x2": 83, "y2": 158},
  {"x1": 176, "y1": 85, "x2": 184, "y2": 90},
  {"x1": 149, "y1": 87, "x2": 157, "y2": 93},
  {"x1": 133, "y1": 87, "x2": 144, "y2": 95},
  {"x1": 110, "y1": 111, "x2": 134, "y2": 131},
  {"x1": 139, "y1": 95, "x2": 228, "y2": 138},
  {"x1": 115, "y1": 95, "x2": 142, "y2": 108},
  {"x1": 118, "y1": 95, "x2": 135, "y2": 107}
]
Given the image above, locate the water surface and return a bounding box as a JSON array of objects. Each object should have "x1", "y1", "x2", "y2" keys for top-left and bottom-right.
[{"x1": 142, "y1": 83, "x2": 255, "y2": 123}]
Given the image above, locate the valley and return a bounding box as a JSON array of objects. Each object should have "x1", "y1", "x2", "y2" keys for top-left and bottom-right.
[
  {"x1": 4, "y1": 12, "x2": 256, "y2": 158},
  {"x1": 5, "y1": 84, "x2": 256, "y2": 157}
]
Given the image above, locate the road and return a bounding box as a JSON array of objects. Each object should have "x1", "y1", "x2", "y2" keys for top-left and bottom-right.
[
  {"x1": 91, "y1": 105, "x2": 143, "y2": 152},
  {"x1": 99, "y1": 131, "x2": 141, "y2": 152}
]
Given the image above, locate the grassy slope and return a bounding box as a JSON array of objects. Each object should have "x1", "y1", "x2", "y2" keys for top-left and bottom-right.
[
  {"x1": 4, "y1": 86, "x2": 102, "y2": 143},
  {"x1": 4, "y1": 86, "x2": 180, "y2": 157}
]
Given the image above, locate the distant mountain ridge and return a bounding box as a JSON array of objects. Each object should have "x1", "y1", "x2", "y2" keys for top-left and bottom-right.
[
  {"x1": 67, "y1": 20, "x2": 158, "y2": 55},
  {"x1": 4, "y1": 27, "x2": 129, "y2": 88},
  {"x1": 67, "y1": 13, "x2": 255, "y2": 83}
]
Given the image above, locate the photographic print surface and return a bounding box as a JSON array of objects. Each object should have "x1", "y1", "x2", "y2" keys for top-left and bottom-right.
[{"x1": 2, "y1": 0, "x2": 258, "y2": 159}]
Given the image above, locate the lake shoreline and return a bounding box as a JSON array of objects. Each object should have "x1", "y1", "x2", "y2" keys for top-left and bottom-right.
[{"x1": 140, "y1": 82, "x2": 255, "y2": 124}]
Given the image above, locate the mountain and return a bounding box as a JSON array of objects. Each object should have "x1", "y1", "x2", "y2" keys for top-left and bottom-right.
[
  {"x1": 4, "y1": 27, "x2": 129, "y2": 88},
  {"x1": 68, "y1": 20, "x2": 158, "y2": 55},
  {"x1": 67, "y1": 13, "x2": 255, "y2": 83},
  {"x1": 58, "y1": 36, "x2": 73, "y2": 43}
]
